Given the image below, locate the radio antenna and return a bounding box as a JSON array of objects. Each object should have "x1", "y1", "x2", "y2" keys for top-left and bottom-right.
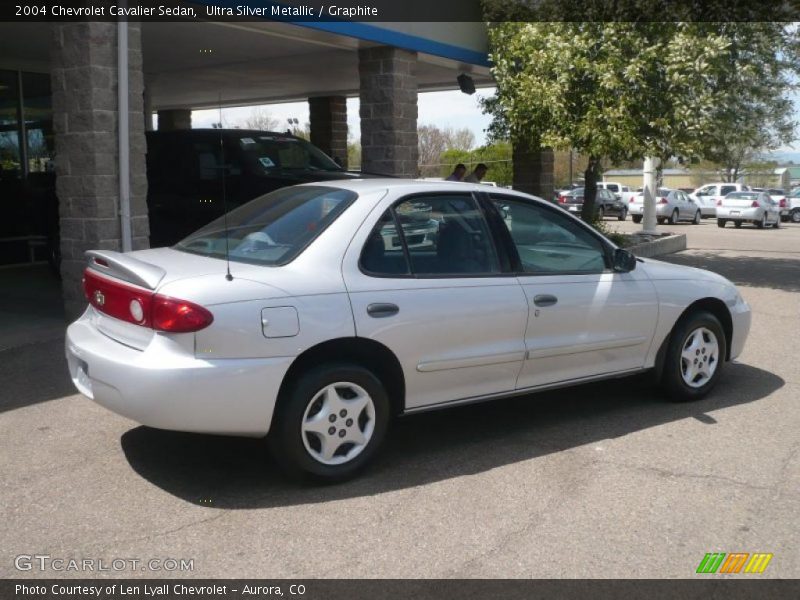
[{"x1": 218, "y1": 93, "x2": 233, "y2": 281}]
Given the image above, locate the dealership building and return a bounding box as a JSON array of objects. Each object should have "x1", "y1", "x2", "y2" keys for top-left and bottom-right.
[{"x1": 0, "y1": 16, "x2": 554, "y2": 319}]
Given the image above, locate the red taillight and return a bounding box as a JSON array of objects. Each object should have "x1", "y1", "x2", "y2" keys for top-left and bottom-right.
[
  {"x1": 716, "y1": 199, "x2": 723, "y2": 206},
  {"x1": 629, "y1": 197, "x2": 635, "y2": 203},
  {"x1": 558, "y1": 194, "x2": 567, "y2": 203},
  {"x1": 751, "y1": 200, "x2": 759, "y2": 208},
  {"x1": 82, "y1": 269, "x2": 213, "y2": 333},
  {"x1": 151, "y1": 296, "x2": 214, "y2": 333},
  {"x1": 659, "y1": 197, "x2": 668, "y2": 204},
  {"x1": 779, "y1": 198, "x2": 787, "y2": 208}
]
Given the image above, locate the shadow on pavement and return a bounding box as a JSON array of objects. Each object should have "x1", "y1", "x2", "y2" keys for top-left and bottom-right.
[
  {"x1": 0, "y1": 336, "x2": 74, "y2": 414},
  {"x1": 120, "y1": 362, "x2": 783, "y2": 508},
  {"x1": 660, "y1": 251, "x2": 800, "y2": 293}
]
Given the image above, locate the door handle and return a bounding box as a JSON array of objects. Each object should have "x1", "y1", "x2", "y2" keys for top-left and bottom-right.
[
  {"x1": 533, "y1": 294, "x2": 558, "y2": 307},
  {"x1": 367, "y1": 303, "x2": 399, "y2": 318}
]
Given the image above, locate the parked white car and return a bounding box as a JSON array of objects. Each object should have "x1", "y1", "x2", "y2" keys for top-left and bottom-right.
[
  {"x1": 690, "y1": 183, "x2": 751, "y2": 218},
  {"x1": 628, "y1": 188, "x2": 702, "y2": 225},
  {"x1": 66, "y1": 180, "x2": 751, "y2": 481},
  {"x1": 716, "y1": 191, "x2": 781, "y2": 229}
]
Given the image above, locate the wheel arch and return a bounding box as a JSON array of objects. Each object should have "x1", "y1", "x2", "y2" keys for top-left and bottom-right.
[
  {"x1": 278, "y1": 337, "x2": 406, "y2": 417},
  {"x1": 653, "y1": 297, "x2": 734, "y2": 380}
]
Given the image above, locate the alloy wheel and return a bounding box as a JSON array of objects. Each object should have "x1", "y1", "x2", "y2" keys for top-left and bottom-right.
[
  {"x1": 300, "y1": 382, "x2": 376, "y2": 465},
  {"x1": 680, "y1": 327, "x2": 719, "y2": 388}
]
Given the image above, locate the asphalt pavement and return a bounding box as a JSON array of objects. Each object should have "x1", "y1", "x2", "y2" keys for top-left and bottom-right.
[{"x1": 1, "y1": 220, "x2": 797, "y2": 579}]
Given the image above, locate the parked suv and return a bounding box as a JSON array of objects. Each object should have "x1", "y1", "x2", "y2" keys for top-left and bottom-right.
[{"x1": 146, "y1": 129, "x2": 363, "y2": 247}]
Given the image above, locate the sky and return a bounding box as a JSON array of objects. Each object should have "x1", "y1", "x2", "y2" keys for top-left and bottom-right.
[
  {"x1": 192, "y1": 86, "x2": 799, "y2": 157},
  {"x1": 192, "y1": 88, "x2": 497, "y2": 147}
]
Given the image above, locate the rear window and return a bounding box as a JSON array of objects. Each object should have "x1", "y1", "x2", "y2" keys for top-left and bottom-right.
[
  {"x1": 237, "y1": 135, "x2": 342, "y2": 173},
  {"x1": 174, "y1": 185, "x2": 356, "y2": 266}
]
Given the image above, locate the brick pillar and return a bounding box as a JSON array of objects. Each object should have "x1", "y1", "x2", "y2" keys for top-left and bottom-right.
[
  {"x1": 157, "y1": 109, "x2": 191, "y2": 131},
  {"x1": 309, "y1": 96, "x2": 348, "y2": 169},
  {"x1": 513, "y1": 141, "x2": 555, "y2": 201},
  {"x1": 358, "y1": 47, "x2": 418, "y2": 177},
  {"x1": 51, "y1": 22, "x2": 150, "y2": 319}
]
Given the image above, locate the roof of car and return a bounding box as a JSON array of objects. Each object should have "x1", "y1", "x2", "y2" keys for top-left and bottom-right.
[{"x1": 300, "y1": 178, "x2": 540, "y2": 199}]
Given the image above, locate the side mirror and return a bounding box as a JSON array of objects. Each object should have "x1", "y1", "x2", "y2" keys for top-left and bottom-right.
[{"x1": 613, "y1": 248, "x2": 637, "y2": 272}]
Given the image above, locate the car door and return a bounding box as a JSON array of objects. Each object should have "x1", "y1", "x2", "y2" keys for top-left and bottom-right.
[
  {"x1": 342, "y1": 191, "x2": 529, "y2": 410},
  {"x1": 487, "y1": 193, "x2": 659, "y2": 389}
]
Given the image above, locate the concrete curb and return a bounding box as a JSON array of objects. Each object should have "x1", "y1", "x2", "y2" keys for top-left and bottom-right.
[{"x1": 627, "y1": 233, "x2": 687, "y2": 258}]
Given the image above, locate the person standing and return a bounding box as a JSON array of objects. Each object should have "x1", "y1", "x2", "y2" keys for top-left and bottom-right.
[
  {"x1": 464, "y1": 163, "x2": 488, "y2": 183},
  {"x1": 446, "y1": 163, "x2": 467, "y2": 181}
]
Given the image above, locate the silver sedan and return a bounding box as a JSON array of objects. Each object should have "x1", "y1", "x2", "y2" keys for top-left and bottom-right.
[
  {"x1": 628, "y1": 188, "x2": 702, "y2": 225},
  {"x1": 716, "y1": 191, "x2": 781, "y2": 229},
  {"x1": 66, "y1": 180, "x2": 751, "y2": 481}
]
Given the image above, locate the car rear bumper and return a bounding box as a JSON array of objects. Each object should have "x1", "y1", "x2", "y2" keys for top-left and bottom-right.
[
  {"x1": 65, "y1": 308, "x2": 293, "y2": 436},
  {"x1": 717, "y1": 207, "x2": 761, "y2": 220},
  {"x1": 699, "y1": 206, "x2": 716, "y2": 217}
]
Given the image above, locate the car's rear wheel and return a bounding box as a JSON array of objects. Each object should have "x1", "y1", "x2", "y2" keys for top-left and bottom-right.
[
  {"x1": 692, "y1": 211, "x2": 701, "y2": 225},
  {"x1": 632, "y1": 215, "x2": 642, "y2": 224},
  {"x1": 791, "y1": 209, "x2": 800, "y2": 223},
  {"x1": 756, "y1": 213, "x2": 766, "y2": 229},
  {"x1": 617, "y1": 208, "x2": 627, "y2": 221},
  {"x1": 717, "y1": 219, "x2": 727, "y2": 228},
  {"x1": 662, "y1": 311, "x2": 726, "y2": 402},
  {"x1": 734, "y1": 221, "x2": 742, "y2": 228},
  {"x1": 269, "y1": 363, "x2": 390, "y2": 482},
  {"x1": 668, "y1": 209, "x2": 679, "y2": 225}
]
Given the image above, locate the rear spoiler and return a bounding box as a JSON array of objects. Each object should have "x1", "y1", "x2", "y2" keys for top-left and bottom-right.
[{"x1": 85, "y1": 250, "x2": 166, "y2": 290}]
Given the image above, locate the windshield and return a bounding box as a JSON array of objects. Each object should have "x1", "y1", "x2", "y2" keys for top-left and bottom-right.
[
  {"x1": 237, "y1": 134, "x2": 342, "y2": 173},
  {"x1": 174, "y1": 185, "x2": 357, "y2": 266}
]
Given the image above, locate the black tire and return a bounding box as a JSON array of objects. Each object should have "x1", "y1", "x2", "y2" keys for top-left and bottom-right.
[
  {"x1": 717, "y1": 219, "x2": 726, "y2": 228},
  {"x1": 792, "y1": 209, "x2": 800, "y2": 224},
  {"x1": 617, "y1": 208, "x2": 627, "y2": 221},
  {"x1": 268, "y1": 363, "x2": 391, "y2": 482},
  {"x1": 755, "y1": 214, "x2": 766, "y2": 229},
  {"x1": 692, "y1": 211, "x2": 701, "y2": 225},
  {"x1": 734, "y1": 221, "x2": 742, "y2": 228},
  {"x1": 661, "y1": 310, "x2": 727, "y2": 402},
  {"x1": 657, "y1": 217, "x2": 666, "y2": 225},
  {"x1": 632, "y1": 215, "x2": 642, "y2": 224},
  {"x1": 668, "y1": 209, "x2": 679, "y2": 225}
]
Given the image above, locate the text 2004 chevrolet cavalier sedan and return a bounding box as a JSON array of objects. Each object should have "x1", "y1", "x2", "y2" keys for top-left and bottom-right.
[{"x1": 66, "y1": 180, "x2": 751, "y2": 481}]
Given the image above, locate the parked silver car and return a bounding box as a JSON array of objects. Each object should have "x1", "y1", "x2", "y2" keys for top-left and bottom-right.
[
  {"x1": 628, "y1": 188, "x2": 702, "y2": 225},
  {"x1": 716, "y1": 191, "x2": 781, "y2": 229},
  {"x1": 66, "y1": 180, "x2": 751, "y2": 481}
]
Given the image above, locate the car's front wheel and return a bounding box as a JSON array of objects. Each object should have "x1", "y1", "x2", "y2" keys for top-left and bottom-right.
[
  {"x1": 632, "y1": 215, "x2": 642, "y2": 224},
  {"x1": 717, "y1": 219, "x2": 727, "y2": 228},
  {"x1": 692, "y1": 211, "x2": 701, "y2": 225},
  {"x1": 791, "y1": 209, "x2": 800, "y2": 224},
  {"x1": 662, "y1": 310, "x2": 726, "y2": 402},
  {"x1": 668, "y1": 209, "x2": 679, "y2": 225},
  {"x1": 617, "y1": 208, "x2": 627, "y2": 221},
  {"x1": 269, "y1": 363, "x2": 391, "y2": 482}
]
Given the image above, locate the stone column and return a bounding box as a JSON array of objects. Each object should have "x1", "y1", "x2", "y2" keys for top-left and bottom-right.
[
  {"x1": 358, "y1": 47, "x2": 418, "y2": 177},
  {"x1": 513, "y1": 142, "x2": 555, "y2": 200},
  {"x1": 157, "y1": 109, "x2": 191, "y2": 131},
  {"x1": 51, "y1": 22, "x2": 150, "y2": 319},
  {"x1": 309, "y1": 96, "x2": 348, "y2": 169}
]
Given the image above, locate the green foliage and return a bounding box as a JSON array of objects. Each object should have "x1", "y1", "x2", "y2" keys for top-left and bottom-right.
[
  {"x1": 440, "y1": 142, "x2": 513, "y2": 186},
  {"x1": 481, "y1": 16, "x2": 800, "y2": 221}
]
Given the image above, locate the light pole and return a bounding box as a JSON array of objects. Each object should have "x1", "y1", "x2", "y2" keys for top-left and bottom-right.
[{"x1": 642, "y1": 156, "x2": 660, "y2": 233}]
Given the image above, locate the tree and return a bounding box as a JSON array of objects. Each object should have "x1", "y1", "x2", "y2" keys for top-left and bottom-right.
[
  {"x1": 418, "y1": 124, "x2": 475, "y2": 177},
  {"x1": 235, "y1": 107, "x2": 280, "y2": 132},
  {"x1": 481, "y1": 16, "x2": 799, "y2": 222},
  {"x1": 696, "y1": 24, "x2": 798, "y2": 182},
  {"x1": 440, "y1": 142, "x2": 513, "y2": 187}
]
